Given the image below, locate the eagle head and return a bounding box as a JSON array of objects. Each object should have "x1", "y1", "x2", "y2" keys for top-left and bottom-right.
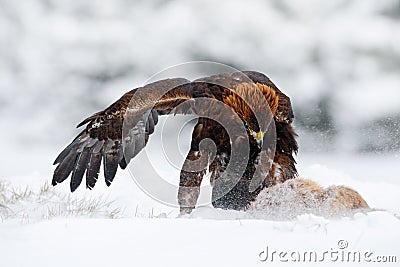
[{"x1": 224, "y1": 82, "x2": 279, "y2": 149}]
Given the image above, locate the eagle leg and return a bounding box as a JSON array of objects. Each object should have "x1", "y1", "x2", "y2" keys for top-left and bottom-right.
[{"x1": 178, "y1": 150, "x2": 208, "y2": 214}]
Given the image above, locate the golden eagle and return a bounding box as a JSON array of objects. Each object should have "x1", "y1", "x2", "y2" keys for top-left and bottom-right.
[{"x1": 52, "y1": 71, "x2": 298, "y2": 213}]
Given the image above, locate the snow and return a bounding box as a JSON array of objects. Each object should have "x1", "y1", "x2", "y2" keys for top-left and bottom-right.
[
  {"x1": 1, "y1": 150, "x2": 399, "y2": 267},
  {"x1": 1, "y1": 212, "x2": 399, "y2": 267}
]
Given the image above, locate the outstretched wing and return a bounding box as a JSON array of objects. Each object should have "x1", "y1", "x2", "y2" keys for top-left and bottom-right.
[{"x1": 52, "y1": 78, "x2": 192, "y2": 191}]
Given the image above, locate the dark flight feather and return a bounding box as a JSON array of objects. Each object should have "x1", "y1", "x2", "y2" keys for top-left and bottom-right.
[
  {"x1": 70, "y1": 147, "x2": 91, "y2": 192},
  {"x1": 86, "y1": 151, "x2": 102, "y2": 189}
]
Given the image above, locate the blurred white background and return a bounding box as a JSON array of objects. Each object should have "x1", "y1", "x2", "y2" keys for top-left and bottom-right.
[{"x1": 1, "y1": 0, "x2": 399, "y2": 176}]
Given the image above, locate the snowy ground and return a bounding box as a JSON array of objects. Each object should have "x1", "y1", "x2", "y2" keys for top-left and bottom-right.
[{"x1": 1, "y1": 143, "x2": 399, "y2": 266}]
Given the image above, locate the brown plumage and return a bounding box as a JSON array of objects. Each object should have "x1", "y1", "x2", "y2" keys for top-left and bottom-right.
[{"x1": 52, "y1": 71, "x2": 298, "y2": 213}]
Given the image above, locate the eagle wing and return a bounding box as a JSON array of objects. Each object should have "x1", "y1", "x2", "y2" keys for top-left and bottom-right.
[{"x1": 52, "y1": 78, "x2": 192, "y2": 191}]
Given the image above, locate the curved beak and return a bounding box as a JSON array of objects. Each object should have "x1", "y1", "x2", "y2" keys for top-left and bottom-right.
[{"x1": 253, "y1": 131, "x2": 264, "y2": 148}]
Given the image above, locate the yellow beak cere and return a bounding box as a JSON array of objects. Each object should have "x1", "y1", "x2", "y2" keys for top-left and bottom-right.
[
  {"x1": 256, "y1": 131, "x2": 264, "y2": 141},
  {"x1": 251, "y1": 130, "x2": 264, "y2": 148}
]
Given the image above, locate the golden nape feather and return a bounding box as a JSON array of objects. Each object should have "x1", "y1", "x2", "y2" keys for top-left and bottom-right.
[
  {"x1": 255, "y1": 83, "x2": 279, "y2": 115},
  {"x1": 222, "y1": 82, "x2": 278, "y2": 131}
]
